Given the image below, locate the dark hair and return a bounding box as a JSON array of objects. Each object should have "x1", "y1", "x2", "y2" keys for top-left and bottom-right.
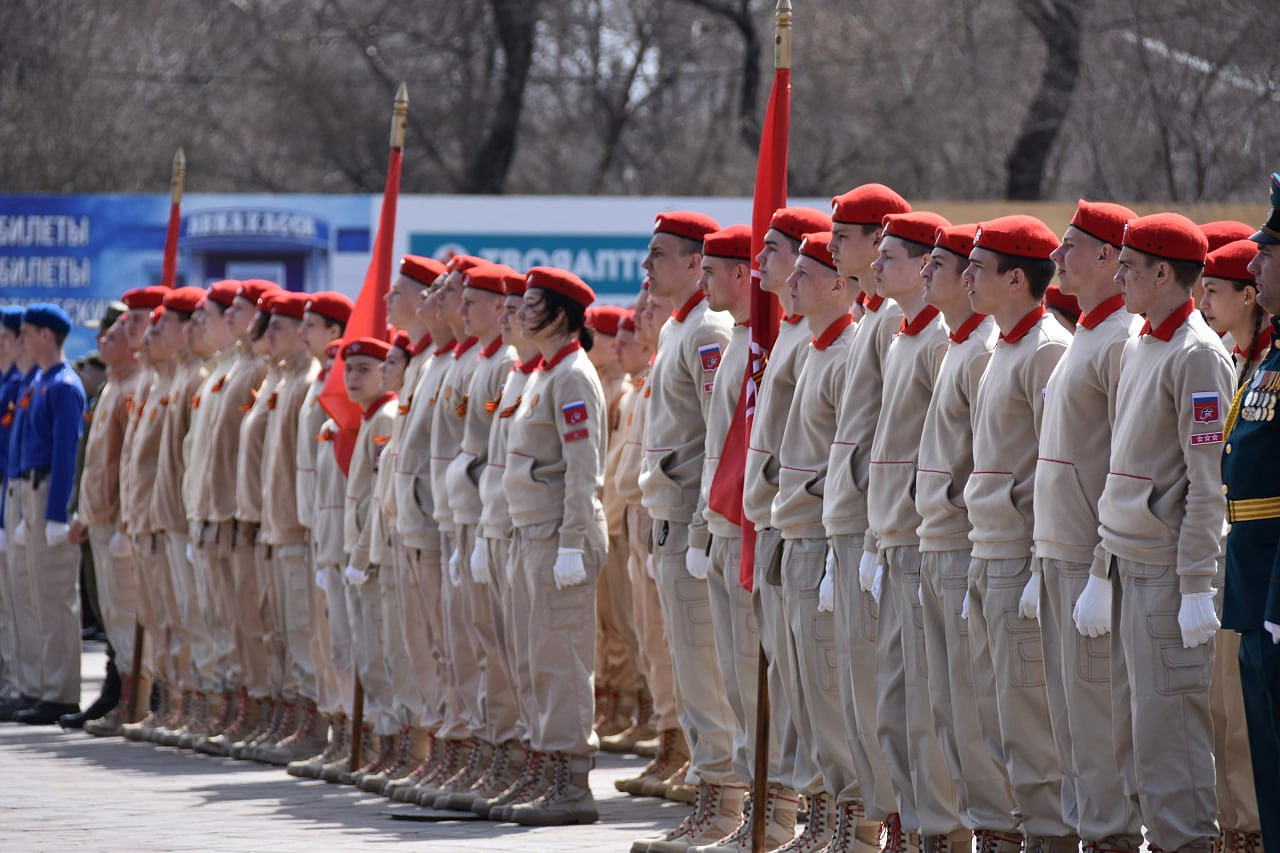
[
  {"x1": 1168, "y1": 258, "x2": 1205, "y2": 289},
  {"x1": 322, "y1": 316, "x2": 346, "y2": 336},
  {"x1": 53, "y1": 327, "x2": 69, "y2": 347},
  {"x1": 669, "y1": 234, "x2": 705, "y2": 256},
  {"x1": 901, "y1": 239, "x2": 931, "y2": 259},
  {"x1": 249, "y1": 310, "x2": 270, "y2": 341},
  {"x1": 995, "y1": 254, "x2": 1057, "y2": 299},
  {"x1": 530, "y1": 287, "x2": 594, "y2": 352}
]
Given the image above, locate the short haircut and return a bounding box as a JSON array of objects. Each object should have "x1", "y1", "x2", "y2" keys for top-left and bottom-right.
[
  {"x1": 995, "y1": 254, "x2": 1057, "y2": 299},
  {"x1": 249, "y1": 310, "x2": 270, "y2": 341},
  {"x1": 1131, "y1": 250, "x2": 1205, "y2": 290},
  {"x1": 669, "y1": 234, "x2": 705, "y2": 256},
  {"x1": 901, "y1": 240, "x2": 931, "y2": 259}
]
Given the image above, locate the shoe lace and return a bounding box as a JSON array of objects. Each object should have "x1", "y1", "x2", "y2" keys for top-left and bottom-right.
[{"x1": 881, "y1": 813, "x2": 903, "y2": 853}]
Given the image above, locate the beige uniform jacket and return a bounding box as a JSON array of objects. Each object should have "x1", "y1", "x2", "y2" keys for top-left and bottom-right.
[
  {"x1": 773, "y1": 315, "x2": 857, "y2": 540},
  {"x1": 504, "y1": 342, "x2": 607, "y2": 552},
  {"x1": 430, "y1": 338, "x2": 481, "y2": 532},
  {"x1": 602, "y1": 374, "x2": 629, "y2": 539},
  {"x1": 1033, "y1": 297, "x2": 1140, "y2": 565},
  {"x1": 394, "y1": 341, "x2": 454, "y2": 549},
  {"x1": 368, "y1": 404, "x2": 399, "y2": 567},
  {"x1": 77, "y1": 365, "x2": 142, "y2": 528},
  {"x1": 639, "y1": 292, "x2": 733, "y2": 551},
  {"x1": 700, "y1": 322, "x2": 751, "y2": 539},
  {"x1": 480, "y1": 358, "x2": 538, "y2": 540},
  {"x1": 915, "y1": 315, "x2": 997, "y2": 553},
  {"x1": 1095, "y1": 304, "x2": 1233, "y2": 593},
  {"x1": 822, "y1": 299, "x2": 904, "y2": 544},
  {"x1": 295, "y1": 373, "x2": 327, "y2": 531},
  {"x1": 613, "y1": 365, "x2": 650, "y2": 508},
  {"x1": 313, "y1": 418, "x2": 347, "y2": 567},
  {"x1": 965, "y1": 308, "x2": 1071, "y2": 560},
  {"x1": 446, "y1": 337, "x2": 518, "y2": 528},
  {"x1": 742, "y1": 318, "x2": 810, "y2": 531},
  {"x1": 118, "y1": 368, "x2": 157, "y2": 535},
  {"x1": 260, "y1": 352, "x2": 319, "y2": 546},
  {"x1": 181, "y1": 350, "x2": 234, "y2": 522},
  {"x1": 867, "y1": 307, "x2": 949, "y2": 550},
  {"x1": 235, "y1": 367, "x2": 279, "y2": 524},
  {"x1": 345, "y1": 395, "x2": 397, "y2": 570},
  {"x1": 197, "y1": 350, "x2": 266, "y2": 524},
  {"x1": 150, "y1": 357, "x2": 207, "y2": 534}
]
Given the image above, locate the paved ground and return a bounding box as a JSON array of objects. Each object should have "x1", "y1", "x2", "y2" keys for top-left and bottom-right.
[{"x1": 0, "y1": 643, "x2": 686, "y2": 852}]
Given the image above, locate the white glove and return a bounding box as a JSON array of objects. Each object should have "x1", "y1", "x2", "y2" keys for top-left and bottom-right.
[
  {"x1": 646, "y1": 553, "x2": 656, "y2": 580},
  {"x1": 14, "y1": 521, "x2": 27, "y2": 547},
  {"x1": 961, "y1": 590, "x2": 970, "y2": 620},
  {"x1": 108, "y1": 530, "x2": 132, "y2": 560},
  {"x1": 45, "y1": 521, "x2": 70, "y2": 547},
  {"x1": 1178, "y1": 591, "x2": 1220, "y2": 649},
  {"x1": 470, "y1": 537, "x2": 490, "y2": 584},
  {"x1": 1019, "y1": 575, "x2": 1041, "y2": 620},
  {"x1": 343, "y1": 564, "x2": 368, "y2": 586},
  {"x1": 871, "y1": 562, "x2": 884, "y2": 605},
  {"x1": 315, "y1": 569, "x2": 327, "y2": 590},
  {"x1": 1073, "y1": 574, "x2": 1113, "y2": 638},
  {"x1": 858, "y1": 550, "x2": 877, "y2": 593},
  {"x1": 1265, "y1": 621, "x2": 1280, "y2": 644},
  {"x1": 553, "y1": 547, "x2": 588, "y2": 589},
  {"x1": 447, "y1": 549, "x2": 462, "y2": 586},
  {"x1": 917, "y1": 583, "x2": 923, "y2": 607},
  {"x1": 817, "y1": 550, "x2": 835, "y2": 613},
  {"x1": 686, "y1": 548, "x2": 710, "y2": 580},
  {"x1": 185, "y1": 543, "x2": 195, "y2": 563}
]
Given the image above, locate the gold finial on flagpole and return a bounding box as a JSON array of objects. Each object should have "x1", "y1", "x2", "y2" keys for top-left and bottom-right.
[
  {"x1": 390, "y1": 82, "x2": 409, "y2": 149},
  {"x1": 170, "y1": 147, "x2": 186, "y2": 205},
  {"x1": 775, "y1": 0, "x2": 792, "y2": 70}
]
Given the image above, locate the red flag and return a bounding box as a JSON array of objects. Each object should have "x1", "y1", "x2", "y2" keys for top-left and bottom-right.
[
  {"x1": 160, "y1": 148, "x2": 185, "y2": 288},
  {"x1": 706, "y1": 65, "x2": 790, "y2": 591},
  {"x1": 318, "y1": 146, "x2": 402, "y2": 474}
]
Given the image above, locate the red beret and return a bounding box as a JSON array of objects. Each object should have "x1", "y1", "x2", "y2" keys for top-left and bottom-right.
[
  {"x1": 122, "y1": 286, "x2": 168, "y2": 310},
  {"x1": 654, "y1": 211, "x2": 721, "y2": 242},
  {"x1": 269, "y1": 292, "x2": 309, "y2": 319},
  {"x1": 150, "y1": 305, "x2": 165, "y2": 325},
  {"x1": 204, "y1": 280, "x2": 242, "y2": 309},
  {"x1": 974, "y1": 215, "x2": 1060, "y2": 260},
  {"x1": 401, "y1": 255, "x2": 448, "y2": 287},
  {"x1": 934, "y1": 223, "x2": 978, "y2": 259},
  {"x1": 586, "y1": 305, "x2": 628, "y2": 337},
  {"x1": 504, "y1": 271, "x2": 528, "y2": 297},
  {"x1": 162, "y1": 286, "x2": 206, "y2": 314},
  {"x1": 1069, "y1": 200, "x2": 1137, "y2": 248},
  {"x1": 702, "y1": 224, "x2": 753, "y2": 261},
  {"x1": 342, "y1": 337, "x2": 391, "y2": 362},
  {"x1": 463, "y1": 263, "x2": 512, "y2": 296},
  {"x1": 391, "y1": 330, "x2": 413, "y2": 357},
  {"x1": 323, "y1": 339, "x2": 342, "y2": 358},
  {"x1": 831, "y1": 183, "x2": 911, "y2": 225},
  {"x1": 1044, "y1": 284, "x2": 1081, "y2": 319},
  {"x1": 1203, "y1": 239, "x2": 1258, "y2": 284},
  {"x1": 883, "y1": 211, "x2": 952, "y2": 247},
  {"x1": 446, "y1": 254, "x2": 487, "y2": 274},
  {"x1": 1122, "y1": 212, "x2": 1208, "y2": 264},
  {"x1": 798, "y1": 231, "x2": 837, "y2": 270},
  {"x1": 237, "y1": 279, "x2": 280, "y2": 305},
  {"x1": 769, "y1": 207, "x2": 832, "y2": 243},
  {"x1": 304, "y1": 291, "x2": 353, "y2": 325},
  {"x1": 1200, "y1": 220, "x2": 1256, "y2": 253},
  {"x1": 620, "y1": 310, "x2": 638, "y2": 333},
  {"x1": 525, "y1": 266, "x2": 596, "y2": 308}
]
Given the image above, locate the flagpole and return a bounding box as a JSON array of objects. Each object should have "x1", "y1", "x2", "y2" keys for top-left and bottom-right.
[{"x1": 161, "y1": 147, "x2": 185, "y2": 288}]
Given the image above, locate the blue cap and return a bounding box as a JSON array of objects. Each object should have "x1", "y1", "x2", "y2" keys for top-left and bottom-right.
[
  {"x1": 1250, "y1": 171, "x2": 1280, "y2": 246},
  {"x1": 21, "y1": 303, "x2": 72, "y2": 337},
  {"x1": 0, "y1": 306, "x2": 22, "y2": 335}
]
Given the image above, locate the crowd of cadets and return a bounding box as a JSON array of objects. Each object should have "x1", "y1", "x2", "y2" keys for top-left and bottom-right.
[{"x1": 1, "y1": 174, "x2": 1279, "y2": 853}]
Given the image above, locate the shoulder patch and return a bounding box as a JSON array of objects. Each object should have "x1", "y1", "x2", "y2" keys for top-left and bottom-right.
[
  {"x1": 698, "y1": 343, "x2": 722, "y2": 372},
  {"x1": 562, "y1": 400, "x2": 589, "y2": 425},
  {"x1": 1192, "y1": 390, "x2": 1221, "y2": 424}
]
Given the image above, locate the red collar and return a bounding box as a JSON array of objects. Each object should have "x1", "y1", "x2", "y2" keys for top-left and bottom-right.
[
  {"x1": 899, "y1": 305, "x2": 941, "y2": 337},
  {"x1": 949, "y1": 313, "x2": 988, "y2": 344},
  {"x1": 540, "y1": 340, "x2": 582, "y2": 371},
  {"x1": 783, "y1": 313, "x2": 803, "y2": 325},
  {"x1": 453, "y1": 336, "x2": 478, "y2": 358},
  {"x1": 412, "y1": 332, "x2": 433, "y2": 356},
  {"x1": 362, "y1": 391, "x2": 397, "y2": 421},
  {"x1": 1139, "y1": 299, "x2": 1195, "y2": 341},
  {"x1": 480, "y1": 335, "x2": 504, "y2": 359},
  {"x1": 1078, "y1": 294, "x2": 1127, "y2": 330},
  {"x1": 813, "y1": 313, "x2": 855, "y2": 351},
  {"x1": 860, "y1": 291, "x2": 885, "y2": 312},
  {"x1": 434, "y1": 338, "x2": 457, "y2": 357},
  {"x1": 1000, "y1": 306, "x2": 1046, "y2": 344},
  {"x1": 1235, "y1": 324, "x2": 1275, "y2": 363},
  {"x1": 518, "y1": 355, "x2": 543, "y2": 375},
  {"x1": 672, "y1": 290, "x2": 706, "y2": 323}
]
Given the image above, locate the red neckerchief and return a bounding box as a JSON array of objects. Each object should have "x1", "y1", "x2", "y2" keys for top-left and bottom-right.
[
  {"x1": 784, "y1": 313, "x2": 803, "y2": 325},
  {"x1": 434, "y1": 338, "x2": 457, "y2": 357},
  {"x1": 1078, "y1": 294, "x2": 1127, "y2": 330},
  {"x1": 899, "y1": 305, "x2": 941, "y2": 337},
  {"x1": 949, "y1": 313, "x2": 987, "y2": 343},
  {"x1": 518, "y1": 355, "x2": 543, "y2": 375},
  {"x1": 1235, "y1": 325, "x2": 1275, "y2": 363},
  {"x1": 813, "y1": 313, "x2": 855, "y2": 350},
  {"x1": 540, "y1": 340, "x2": 582, "y2": 371},
  {"x1": 672, "y1": 290, "x2": 706, "y2": 323},
  {"x1": 480, "y1": 335, "x2": 504, "y2": 359},
  {"x1": 1000, "y1": 305, "x2": 1046, "y2": 344},
  {"x1": 862, "y1": 292, "x2": 885, "y2": 312},
  {"x1": 413, "y1": 332, "x2": 433, "y2": 356},
  {"x1": 1139, "y1": 299, "x2": 1195, "y2": 341},
  {"x1": 362, "y1": 392, "x2": 397, "y2": 421},
  {"x1": 453, "y1": 337, "x2": 478, "y2": 359}
]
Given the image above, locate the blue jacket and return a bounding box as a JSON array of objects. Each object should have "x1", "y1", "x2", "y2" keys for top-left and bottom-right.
[{"x1": 18, "y1": 362, "x2": 86, "y2": 524}]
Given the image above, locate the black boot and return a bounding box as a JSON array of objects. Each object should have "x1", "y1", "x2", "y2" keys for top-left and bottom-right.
[
  {"x1": 60, "y1": 657, "x2": 122, "y2": 730},
  {"x1": 0, "y1": 694, "x2": 38, "y2": 722}
]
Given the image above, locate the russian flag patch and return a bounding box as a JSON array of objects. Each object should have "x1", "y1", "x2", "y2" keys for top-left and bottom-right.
[
  {"x1": 1192, "y1": 391, "x2": 1221, "y2": 424},
  {"x1": 562, "y1": 400, "x2": 589, "y2": 425},
  {"x1": 699, "y1": 343, "x2": 722, "y2": 372}
]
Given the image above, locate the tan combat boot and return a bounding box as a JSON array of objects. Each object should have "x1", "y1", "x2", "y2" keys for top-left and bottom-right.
[{"x1": 508, "y1": 752, "x2": 598, "y2": 826}]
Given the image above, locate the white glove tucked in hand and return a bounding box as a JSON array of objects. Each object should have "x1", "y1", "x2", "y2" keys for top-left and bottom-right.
[
  {"x1": 871, "y1": 562, "x2": 885, "y2": 605},
  {"x1": 1073, "y1": 574, "x2": 1113, "y2": 638},
  {"x1": 961, "y1": 590, "x2": 970, "y2": 620},
  {"x1": 315, "y1": 569, "x2": 327, "y2": 590},
  {"x1": 645, "y1": 554, "x2": 656, "y2": 580},
  {"x1": 343, "y1": 564, "x2": 368, "y2": 586},
  {"x1": 1019, "y1": 575, "x2": 1041, "y2": 620},
  {"x1": 553, "y1": 547, "x2": 588, "y2": 589},
  {"x1": 471, "y1": 537, "x2": 490, "y2": 584},
  {"x1": 447, "y1": 549, "x2": 462, "y2": 586},
  {"x1": 858, "y1": 550, "x2": 878, "y2": 593},
  {"x1": 685, "y1": 548, "x2": 710, "y2": 580},
  {"x1": 14, "y1": 521, "x2": 27, "y2": 547},
  {"x1": 1265, "y1": 621, "x2": 1280, "y2": 645},
  {"x1": 108, "y1": 530, "x2": 132, "y2": 560},
  {"x1": 1178, "y1": 591, "x2": 1220, "y2": 649},
  {"x1": 817, "y1": 550, "x2": 835, "y2": 613},
  {"x1": 185, "y1": 543, "x2": 195, "y2": 564},
  {"x1": 917, "y1": 583, "x2": 924, "y2": 607},
  {"x1": 45, "y1": 521, "x2": 70, "y2": 547}
]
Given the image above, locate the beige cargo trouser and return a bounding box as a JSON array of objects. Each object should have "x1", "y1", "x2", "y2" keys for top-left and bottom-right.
[
  {"x1": 230, "y1": 525, "x2": 272, "y2": 698},
  {"x1": 596, "y1": 532, "x2": 642, "y2": 700},
  {"x1": 89, "y1": 523, "x2": 138, "y2": 675},
  {"x1": 379, "y1": 535, "x2": 416, "y2": 727},
  {"x1": 480, "y1": 534, "x2": 523, "y2": 744},
  {"x1": 624, "y1": 504, "x2": 678, "y2": 732},
  {"x1": 268, "y1": 543, "x2": 315, "y2": 703},
  {"x1": 403, "y1": 540, "x2": 444, "y2": 731},
  {"x1": 438, "y1": 524, "x2": 487, "y2": 739},
  {"x1": 346, "y1": 567, "x2": 396, "y2": 735},
  {"x1": 25, "y1": 479, "x2": 82, "y2": 704},
  {"x1": 1, "y1": 481, "x2": 32, "y2": 697}
]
